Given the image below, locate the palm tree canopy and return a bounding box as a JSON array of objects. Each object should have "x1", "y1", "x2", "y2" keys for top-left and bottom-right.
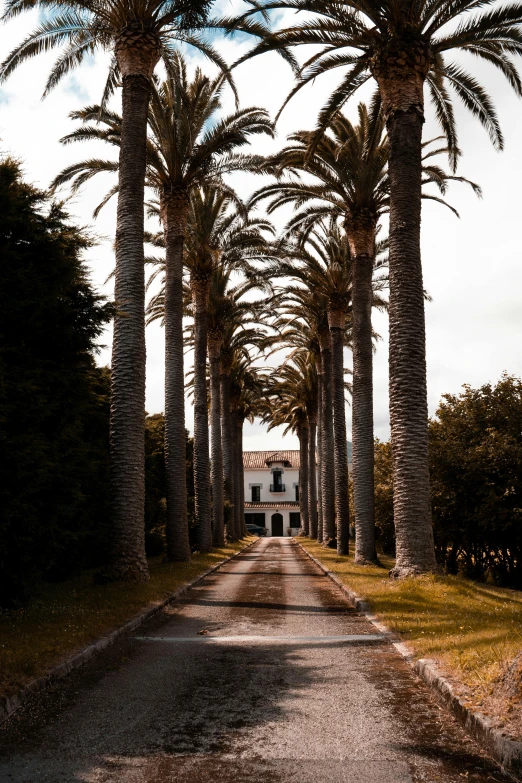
[
  {"x1": 230, "y1": 356, "x2": 267, "y2": 421},
  {"x1": 251, "y1": 102, "x2": 481, "y2": 239},
  {"x1": 52, "y1": 54, "x2": 273, "y2": 206},
  {"x1": 234, "y1": 0, "x2": 522, "y2": 167},
  {"x1": 264, "y1": 350, "x2": 318, "y2": 435},
  {"x1": 146, "y1": 186, "x2": 276, "y2": 325},
  {"x1": 271, "y1": 218, "x2": 386, "y2": 324},
  {"x1": 184, "y1": 187, "x2": 274, "y2": 282},
  {"x1": 0, "y1": 0, "x2": 239, "y2": 101}
]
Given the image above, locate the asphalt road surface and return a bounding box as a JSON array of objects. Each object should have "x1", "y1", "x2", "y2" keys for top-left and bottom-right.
[{"x1": 0, "y1": 538, "x2": 511, "y2": 782}]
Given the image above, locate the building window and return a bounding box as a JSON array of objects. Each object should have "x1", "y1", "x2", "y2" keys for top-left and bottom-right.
[
  {"x1": 295, "y1": 484, "x2": 299, "y2": 502},
  {"x1": 289, "y1": 512, "x2": 301, "y2": 528},
  {"x1": 251, "y1": 485, "x2": 261, "y2": 502},
  {"x1": 245, "y1": 513, "x2": 266, "y2": 527},
  {"x1": 270, "y1": 470, "x2": 285, "y2": 492}
]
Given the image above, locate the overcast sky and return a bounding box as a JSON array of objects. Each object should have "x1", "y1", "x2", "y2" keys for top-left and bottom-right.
[{"x1": 2, "y1": 2, "x2": 522, "y2": 453}]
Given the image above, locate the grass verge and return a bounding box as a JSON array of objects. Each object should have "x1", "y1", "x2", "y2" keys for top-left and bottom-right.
[
  {"x1": 0, "y1": 538, "x2": 254, "y2": 700},
  {"x1": 299, "y1": 538, "x2": 522, "y2": 729}
]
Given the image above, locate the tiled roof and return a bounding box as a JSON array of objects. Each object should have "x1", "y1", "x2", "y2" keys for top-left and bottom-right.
[
  {"x1": 242, "y1": 450, "x2": 300, "y2": 469},
  {"x1": 244, "y1": 501, "x2": 300, "y2": 509}
]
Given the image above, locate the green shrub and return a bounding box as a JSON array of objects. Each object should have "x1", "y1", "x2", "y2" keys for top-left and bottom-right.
[
  {"x1": 0, "y1": 159, "x2": 113, "y2": 605},
  {"x1": 372, "y1": 375, "x2": 522, "y2": 586}
]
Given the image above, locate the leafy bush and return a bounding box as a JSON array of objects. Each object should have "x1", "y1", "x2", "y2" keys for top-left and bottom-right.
[
  {"x1": 373, "y1": 375, "x2": 522, "y2": 586},
  {"x1": 374, "y1": 440, "x2": 395, "y2": 555},
  {"x1": 0, "y1": 159, "x2": 113, "y2": 605},
  {"x1": 430, "y1": 374, "x2": 522, "y2": 585},
  {"x1": 143, "y1": 413, "x2": 196, "y2": 555}
]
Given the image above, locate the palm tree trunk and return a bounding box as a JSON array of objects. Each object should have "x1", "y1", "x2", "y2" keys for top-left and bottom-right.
[
  {"x1": 162, "y1": 194, "x2": 191, "y2": 561},
  {"x1": 382, "y1": 82, "x2": 438, "y2": 577},
  {"x1": 308, "y1": 415, "x2": 318, "y2": 539},
  {"x1": 209, "y1": 337, "x2": 225, "y2": 547},
  {"x1": 328, "y1": 314, "x2": 350, "y2": 555},
  {"x1": 318, "y1": 332, "x2": 336, "y2": 547},
  {"x1": 220, "y1": 368, "x2": 236, "y2": 540},
  {"x1": 346, "y1": 218, "x2": 377, "y2": 564},
  {"x1": 238, "y1": 416, "x2": 246, "y2": 537},
  {"x1": 298, "y1": 425, "x2": 310, "y2": 536},
  {"x1": 316, "y1": 358, "x2": 324, "y2": 544},
  {"x1": 230, "y1": 405, "x2": 240, "y2": 540},
  {"x1": 192, "y1": 280, "x2": 212, "y2": 553},
  {"x1": 108, "y1": 58, "x2": 158, "y2": 581}
]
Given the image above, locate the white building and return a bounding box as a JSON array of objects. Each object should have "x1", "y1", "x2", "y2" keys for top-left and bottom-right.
[{"x1": 243, "y1": 450, "x2": 302, "y2": 536}]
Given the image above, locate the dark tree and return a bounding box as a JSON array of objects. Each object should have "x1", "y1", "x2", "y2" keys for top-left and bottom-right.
[{"x1": 0, "y1": 159, "x2": 113, "y2": 606}]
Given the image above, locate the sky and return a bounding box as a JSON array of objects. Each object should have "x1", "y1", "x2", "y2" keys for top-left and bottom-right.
[{"x1": 1, "y1": 2, "x2": 522, "y2": 453}]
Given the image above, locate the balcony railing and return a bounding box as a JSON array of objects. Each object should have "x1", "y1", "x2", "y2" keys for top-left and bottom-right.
[{"x1": 270, "y1": 483, "x2": 285, "y2": 493}]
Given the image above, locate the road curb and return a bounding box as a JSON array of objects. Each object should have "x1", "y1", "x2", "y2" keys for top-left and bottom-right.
[
  {"x1": 296, "y1": 541, "x2": 522, "y2": 780},
  {"x1": 0, "y1": 538, "x2": 257, "y2": 726}
]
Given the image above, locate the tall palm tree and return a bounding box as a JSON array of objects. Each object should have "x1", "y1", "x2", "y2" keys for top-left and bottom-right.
[
  {"x1": 52, "y1": 57, "x2": 272, "y2": 558},
  {"x1": 288, "y1": 225, "x2": 355, "y2": 553},
  {"x1": 238, "y1": 0, "x2": 522, "y2": 575},
  {"x1": 269, "y1": 325, "x2": 321, "y2": 540},
  {"x1": 1, "y1": 0, "x2": 237, "y2": 581},
  {"x1": 270, "y1": 287, "x2": 339, "y2": 548},
  {"x1": 148, "y1": 205, "x2": 273, "y2": 546},
  {"x1": 255, "y1": 106, "x2": 476, "y2": 562},
  {"x1": 182, "y1": 189, "x2": 274, "y2": 549},
  {"x1": 211, "y1": 258, "x2": 277, "y2": 543},
  {"x1": 231, "y1": 358, "x2": 267, "y2": 537},
  {"x1": 268, "y1": 225, "x2": 388, "y2": 552},
  {"x1": 307, "y1": 373, "x2": 319, "y2": 539},
  {"x1": 263, "y1": 352, "x2": 318, "y2": 536},
  {"x1": 257, "y1": 107, "x2": 388, "y2": 558},
  {"x1": 207, "y1": 271, "x2": 229, "y2": 547},
  {"x1": 207, "y1": 270, "x2": 272, "y2": 544},
  {"x1": 184, "y1": 189, "x2": 223, "y2": 552},
  {"x1": 220, "y1": 323, "x2": 270, "y2": 539},
  {"x1": 261, "y1": 371, "x2": 306, "y2": 532}
]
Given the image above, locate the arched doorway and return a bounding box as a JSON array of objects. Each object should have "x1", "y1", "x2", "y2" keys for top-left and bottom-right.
[{"x1": 271, "y1": 513, "x2": 284, "y2": 536}]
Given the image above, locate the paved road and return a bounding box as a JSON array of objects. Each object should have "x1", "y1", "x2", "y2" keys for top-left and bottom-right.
[{"x1": 0, "y1": 538, "x2": 510, "y2": 782}]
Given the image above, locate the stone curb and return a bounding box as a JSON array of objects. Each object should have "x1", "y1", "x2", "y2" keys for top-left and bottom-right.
[
  {"x1": 0, "y1": 539, "x2": 257, "y2": 726},
  {"x1": 296, "y1": 541, "x2": 522, "y2": 781}
]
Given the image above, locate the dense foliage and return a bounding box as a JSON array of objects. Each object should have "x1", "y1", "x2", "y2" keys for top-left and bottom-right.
[
  {"x1": 144, "y1": 414, "x2": 196, "y2": 555},
  {"x1": 373, "y1": 440, "x2": 395, "y2": 557},
  {"x1": 0, "y1": 159, "x2": 113, "y2": 605},
  {"x1": 374, "y1": 375, "x2": 522, "y2": 586}
]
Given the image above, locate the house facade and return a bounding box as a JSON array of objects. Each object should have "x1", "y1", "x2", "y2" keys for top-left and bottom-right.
[{"x1": 243, "y1": 450, "x2": 302, "y2": 536}]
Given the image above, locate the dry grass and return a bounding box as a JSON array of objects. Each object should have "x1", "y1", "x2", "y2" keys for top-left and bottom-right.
[
  {"x1": 300, "y1": 539, "x2": 522, "y2": 723},
  {"x1": 0, "y1": 539, "x2": 254, "y2": 699}
]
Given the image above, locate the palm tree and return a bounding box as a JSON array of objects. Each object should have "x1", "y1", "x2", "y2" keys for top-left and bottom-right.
[
  {"x1": 270, "y1": 285, "x2": 339, "y2": 548},
  {"x1": 207, "y1": 270, "x2": 272, "y2": 544},
  {"x1": 231, "y1": 358, "x2": 267, "y2": 537},
  {"x1": 290, "y1": 225, "x2": 355, "y2": 554},
  {"x1": 184, "y1": 189, "x2": 222, "y2": 552},
  {"x1": 52, "y1": 57, "x2": 272, "y2": 558},
  {"x1": 255, "y1": 107, "x2": 386, "y2": 558},
  {"x1": 207, "y1": 273, "x2": 228, "y2": 547},
  {"x1": 152, "y1": 201, "x2": 274, "y2": 544},
  {"x1": 182, "y1": 188, "x2": 274, "y2": 550},
  {"x1": 263, "y1": 352, "x2": 318, "y2": 536},
  {"x1": 208, "y1": 248, "x2": 277, "y2": 543},
  {"x1": 255, "y1": 105, "x2": 476, "y2": 562},
  {"x1": 307, "y1": 379, "x2": 319, "y2": 539},
  {"x1": 238, "y1": 0, "x2": 522, "y2": 575},
  {"x1": 270, "y1": 325, "x2": 321, "y2": 540},
  {"x1": 0, "y1": 0, "x2": 239, "y2": 581},
  {"x1": 220, "y1": 316, "x2": 271, "y2": 539}
]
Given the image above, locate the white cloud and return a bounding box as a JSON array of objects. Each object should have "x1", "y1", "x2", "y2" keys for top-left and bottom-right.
[{"x1": 2, "y1": 5, "x2": 522, "y2": 451}]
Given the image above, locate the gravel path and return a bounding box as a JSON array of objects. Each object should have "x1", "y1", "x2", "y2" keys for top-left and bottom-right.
[{"x1": 0, "y1": 537, "x2": 511, "y2": 782}]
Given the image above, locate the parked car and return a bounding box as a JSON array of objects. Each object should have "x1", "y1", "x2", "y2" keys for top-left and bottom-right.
[{"x1": 246, "y1": 523, "x2": 267, "y2": 537}]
